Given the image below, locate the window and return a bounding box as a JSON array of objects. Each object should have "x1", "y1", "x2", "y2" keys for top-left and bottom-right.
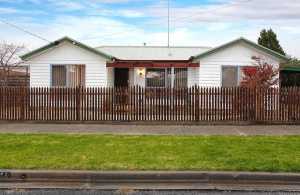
[
  {"x1": 52, "y1": 65, "x2": 67, "y2": 87},
  {"x1": 146, "y1": 68, "x2": 166, "y2": 88},
  {"x1": 146, "y1": 68, "x2": 187, "y2": 88},
  {"x1": 222, "y1": 66, "x2": 257, "y2": 87},
  {"x1": 222, "y1": 66, "x2": 239, "y2": 87},
  {"x1": 52, "y1": 65, "x2": 85, "y2": 87},
  {"x1": 174, "y1": 68, "x2": 188, "y2": 88}
]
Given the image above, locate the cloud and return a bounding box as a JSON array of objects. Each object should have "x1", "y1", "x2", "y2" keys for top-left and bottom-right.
[
  {"x1": 170, "y1": 0, "x2": 300, "y2": 22},
  {"x1": 0, "y1": 7, "x2": 18, "y2": 14},
  {"x1": 47, "y1": 0, "x2": 86, "y2": 11},
  {"x1": 0, "y1": 0, "x2": 300, "y2": 58}
]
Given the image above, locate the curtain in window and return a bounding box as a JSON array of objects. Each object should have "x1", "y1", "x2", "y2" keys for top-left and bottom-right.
[
  {"x1": 174, "y1": 68, "x2": 187, "y2": 88},
  {"x1": 222, "y1": 66, "x2": 238, "y2": 87},
  {"x1": 52, "y1": 65, "x2": 85, "y2": 87},
  {"x1": 52, "y1": 65, "x2": 67, "y2": 87},
  {"x1": 67, "y1": 65, "x2": 85, "y2": 87}
]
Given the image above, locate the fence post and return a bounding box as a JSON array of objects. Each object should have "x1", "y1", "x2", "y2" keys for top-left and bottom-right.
[
  {"x1": 195, "y1": 86, "x2": 200, "y2": 121},
  {"x1": 255, "y1": 87, "x2": 265, "y2": 122},
  {"x1": 76, "y1": 86, "x2": 81, "y2": 121},
  {"x1": 255, "y1": 88, "x2": 259, "y2": 122},
  {"x1": 20, "y1": 87, "x2": 25, "y2": 120}
]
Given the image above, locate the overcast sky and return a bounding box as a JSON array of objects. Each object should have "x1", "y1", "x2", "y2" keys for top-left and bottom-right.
[{"x1": 0, "y1": 0, "x2": 299, "y2": 57}]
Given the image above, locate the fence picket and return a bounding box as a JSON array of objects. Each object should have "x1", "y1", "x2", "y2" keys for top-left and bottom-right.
[{"x1": 0, "y1": 86, "x2": 299, "y2": 123}]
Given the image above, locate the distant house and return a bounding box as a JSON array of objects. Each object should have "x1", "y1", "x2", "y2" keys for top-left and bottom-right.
[
  {"x1": 21, "y1": 37, "x2": 288, "y2": 88},
  {"x1": 280, "y1": 66, "x2": 300, "y2": 87}
]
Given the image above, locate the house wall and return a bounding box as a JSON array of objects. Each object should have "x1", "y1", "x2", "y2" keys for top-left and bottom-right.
[
  {"x1": 133, "y1": 67, "x2": 146, "y2": 87},
  {"x1": 107, "y1": 67, "x2": 114, "y2": 87},
  {"x1": 28, "y1": 41, "x2": 109, "y2": 87},
  {"x1": 188, "y1": 67, "x2": 200, "y2": 87},
  {"x1": 196, "y1": 42, "x2": 281, "y2": 87}
]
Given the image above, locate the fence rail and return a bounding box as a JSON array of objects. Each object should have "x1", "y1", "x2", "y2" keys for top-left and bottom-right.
[{"x1": 0, "y1": 87, "x2": 300, "y2": 123}]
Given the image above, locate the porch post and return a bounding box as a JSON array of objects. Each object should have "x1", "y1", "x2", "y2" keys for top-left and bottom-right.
[{"x1": 171, "y1": 67, "x2": 175, "y2": 88}]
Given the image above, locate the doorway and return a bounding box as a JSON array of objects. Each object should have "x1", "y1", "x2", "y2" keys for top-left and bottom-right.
[
  {"x1": 114, "y1": 68, "x2": 129, "y2": 106},
  {"x1": 114, "y1": 68, "x2": 129, "y2": 87}
]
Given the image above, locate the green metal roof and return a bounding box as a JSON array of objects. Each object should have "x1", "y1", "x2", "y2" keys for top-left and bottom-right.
[
  {"x1": 21, "y1": 36, "x2": 115, "y2": 61},
  {"x1": 281, "y1": 66, "x2": 300, "y2": 72},
  {"x1": 191, "y1": 37, "x2": 289, "y2": 62}
]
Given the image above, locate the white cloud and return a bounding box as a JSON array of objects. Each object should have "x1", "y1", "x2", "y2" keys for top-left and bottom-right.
[
  {"x1": 1, "y1": 0, "x2": 300, "y2": 58},
  {"x1": 47, "y1": 0, "x2": 86, "y2": 11},
  {"x1": 0, "y1": 7, "x2": 18, "y2": 14}
]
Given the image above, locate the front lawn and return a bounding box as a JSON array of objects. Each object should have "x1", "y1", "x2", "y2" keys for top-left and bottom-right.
[{"x1": 0, "y1": 134, "x2": 299, "y2": 172}]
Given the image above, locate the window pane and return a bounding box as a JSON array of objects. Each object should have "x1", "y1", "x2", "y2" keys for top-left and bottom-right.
[
  {"x1": 52, "y1": 65, "x2": 66, "y2": 87},
  {"x1": 146, "y1": 69, "x2": 166, "y2": 87},
  {"x1": 222, "y1": 66, "x2": 238, "y2": 87},
  {"x1": 68, "y1": 65, "x2": 85, "y2": 87},
  {"x1": 174, "y1": 68, "x2": 187, "y2": 88}
]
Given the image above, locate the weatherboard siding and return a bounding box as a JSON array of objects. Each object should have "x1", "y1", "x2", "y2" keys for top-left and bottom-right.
[
  {"x1": 27, "y1": 39, "x2": 282, "y2": 88},
  {"x1": 188, "y1": 67, "x2": 199, "y2": 87},
  {"x1": 30, "y1": 63, "x2": 51, "y2": 87},
  {"x1": 197, "y1": 42, "x2": 281, "y2": 87},
  {"x1": 28, "y1": 41, "x2": 109, "y2": 87}
]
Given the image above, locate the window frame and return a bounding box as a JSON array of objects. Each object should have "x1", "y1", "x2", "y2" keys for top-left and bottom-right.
[
  {"x1": 51, "y1": 65, "x2": 67, "y2": 87},
  {"x1": 145, "y1": 68, "x2": 168, "y2": 88},
  {"x1": 145, "y1": 67, "x2": 188, "y2": 88},
  {"x1": 221, "y1": 65, "x2": 240, "y2": 87},
  {"x1": 51, "y1": 64, "x2": 86, "y2": 87},
  {"x1": 221, "y1": 65, "x2": 259, "y2": 87}
]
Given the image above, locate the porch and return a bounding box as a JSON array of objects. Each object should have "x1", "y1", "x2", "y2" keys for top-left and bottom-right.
[{"x1": 107, "y1": 60, "x2": 199, "y2": 88}]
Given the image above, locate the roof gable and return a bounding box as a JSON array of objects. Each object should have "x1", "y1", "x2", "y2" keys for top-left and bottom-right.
[
  {"x1": 191, "y1": 37, "x2": 289, "y2": 62},
  {"x1": 21, "y1": 37, "x2": 114, "y2": 61}
]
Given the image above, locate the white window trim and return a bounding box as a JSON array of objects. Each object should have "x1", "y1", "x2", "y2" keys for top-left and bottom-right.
[{"x1": 221, "y1": 65, "x2": 242, "y2": 87}]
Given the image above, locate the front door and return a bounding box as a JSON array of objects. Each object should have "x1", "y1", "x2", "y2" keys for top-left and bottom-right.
[
  {"x1": 114, "y1": 68, "x2": 129, "y2": 87},
  {"x1": 114, "y1": 68, "x2": 129, "y2": 106}
]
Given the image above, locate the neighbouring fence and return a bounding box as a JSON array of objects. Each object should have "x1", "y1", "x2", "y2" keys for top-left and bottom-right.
[
  {"x1": 0, "y1": 86, "x2": 300, "y2": 123},
  {"x1": 0, "y1": 66, "x2": 29, "y2": 87}
]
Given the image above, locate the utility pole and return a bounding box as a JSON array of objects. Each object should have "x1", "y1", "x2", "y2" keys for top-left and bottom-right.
[{"x1": 167, "y1": 0, "x2": 170, "y2": 48}]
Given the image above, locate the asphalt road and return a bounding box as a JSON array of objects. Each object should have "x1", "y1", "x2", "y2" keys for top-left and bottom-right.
[{"x1": 0, "y1": 190, "x2": 300, "y2": 195}]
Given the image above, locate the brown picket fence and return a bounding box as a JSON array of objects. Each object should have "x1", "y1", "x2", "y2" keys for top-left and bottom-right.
[{"x1": 0, "y1": 86, "x2": 300, "y2": 123}]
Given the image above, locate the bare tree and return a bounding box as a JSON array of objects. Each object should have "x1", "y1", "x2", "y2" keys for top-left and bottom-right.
[{"x1": 0, "y1": 41, "x2": 25, "y2": 86}]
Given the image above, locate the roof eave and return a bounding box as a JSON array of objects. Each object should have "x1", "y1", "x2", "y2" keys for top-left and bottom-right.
[
  {"x1": 191, "y1": 37, "x2": 290, "y2": 62},
  {"x1": 20, "y1": 37, "x2": 115, "y2": 61}
]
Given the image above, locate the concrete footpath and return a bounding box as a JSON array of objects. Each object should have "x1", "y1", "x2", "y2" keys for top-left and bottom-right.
[
  {"x1": 0, "y1": 123, "x2": 299, "y2": 135},
  {"x1": 1, "y1": 170, "x2": 300, "y2": 191}
]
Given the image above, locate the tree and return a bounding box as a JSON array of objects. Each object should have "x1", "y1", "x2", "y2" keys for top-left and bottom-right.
[
  {"x1": 0, "y1": 41, "x2": 25, "y2": 86},
  {"x1": 237, "y1": 58, "x2": 279, "y2": 120},
  {"x1": 241, "y1": 57, "x2": 279, "y2": 89},
  {"x1": 258, "y1": 29, "x2": 286, "y2": 55}
]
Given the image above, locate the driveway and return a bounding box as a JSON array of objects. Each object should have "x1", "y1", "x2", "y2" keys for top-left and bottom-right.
[{"x1": 0, "y1": 123, "x2": 299, "y2": 135}]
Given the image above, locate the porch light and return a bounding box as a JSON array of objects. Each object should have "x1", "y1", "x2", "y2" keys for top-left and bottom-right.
[{"x1": 137, "y1": 68, "x2": 145, "y2": 77}]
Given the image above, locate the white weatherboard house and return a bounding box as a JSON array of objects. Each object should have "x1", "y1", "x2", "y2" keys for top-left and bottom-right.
[{"x1": 21, "y1": 37, "x2": 288, "y2": 88}]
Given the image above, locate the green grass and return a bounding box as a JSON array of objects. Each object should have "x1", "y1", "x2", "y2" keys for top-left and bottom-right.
[{"x1": 0, "y1": 134, "x2": 300, "y2": 172}]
